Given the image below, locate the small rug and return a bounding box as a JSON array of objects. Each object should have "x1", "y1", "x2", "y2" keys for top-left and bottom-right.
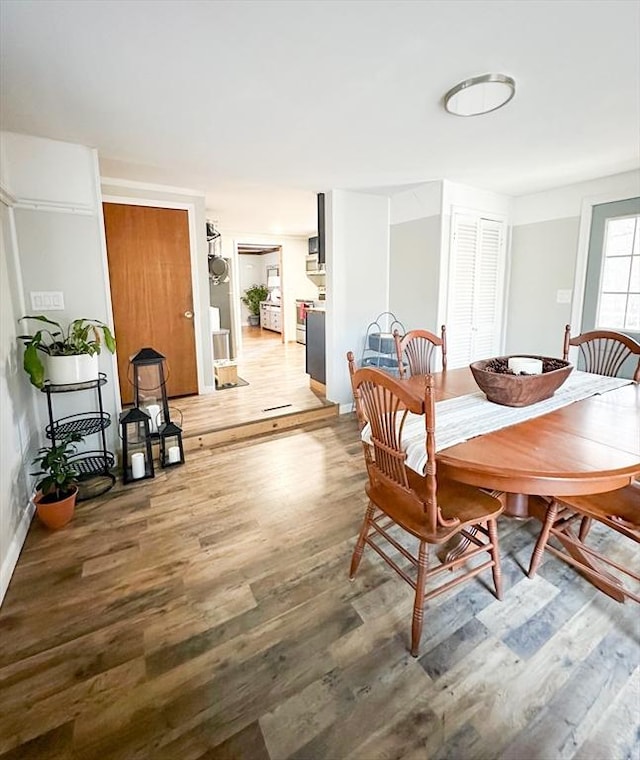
[{"x1": 216, "y1": 376, "x2": 249, "y2": 390}]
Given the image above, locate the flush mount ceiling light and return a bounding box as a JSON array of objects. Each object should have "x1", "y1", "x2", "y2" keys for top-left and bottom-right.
[{"x1": 443, "y1": 73, "x2": 515, "y2": 116}]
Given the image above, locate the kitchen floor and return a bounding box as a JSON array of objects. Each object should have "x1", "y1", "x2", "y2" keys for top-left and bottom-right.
[{"x1": 175, "y1": 327, "x2": 335, "y2": 440}]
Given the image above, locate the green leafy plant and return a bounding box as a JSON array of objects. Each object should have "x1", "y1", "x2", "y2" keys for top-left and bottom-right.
[
  {"x1": 241, "y1": 284, "x2": 269, "y2": 317},
  {"x1": 31, "y1": 433, "x2": 83, "y2": 503},
  {"x1": 18, "y1": 316, "x2": 116, "y2": 389}
]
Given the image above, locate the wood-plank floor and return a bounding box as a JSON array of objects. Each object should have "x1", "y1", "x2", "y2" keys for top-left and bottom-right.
[
  {"x1": 177, "y1": 328, "x2": 336, "y2": 444},
  {"x1": 1, "y1": 415, "x2": 639, "y2": 759}
]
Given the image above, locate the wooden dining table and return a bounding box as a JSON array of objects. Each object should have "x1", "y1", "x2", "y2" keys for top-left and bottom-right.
[{"x1": 401, "y1": 368, "x2": 640, "y2": 518}]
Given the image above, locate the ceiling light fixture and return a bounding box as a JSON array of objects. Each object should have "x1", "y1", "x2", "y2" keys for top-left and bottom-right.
[{"x1": 443, "y1": 73, "x2": 515, "y2": 116}]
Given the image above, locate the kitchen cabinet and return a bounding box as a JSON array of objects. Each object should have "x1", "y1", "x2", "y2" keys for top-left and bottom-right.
[
  {"x1": 305, "y1": 308, "x2": 325, "y2": 385},
  {"x1": 260, "y1": 302, "x2": 282, "y2": 333}
]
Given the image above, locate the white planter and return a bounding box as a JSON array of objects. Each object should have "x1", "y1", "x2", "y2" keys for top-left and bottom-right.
[{"x1": 47, "y1": 354, "x2": 100, "y2": 385}]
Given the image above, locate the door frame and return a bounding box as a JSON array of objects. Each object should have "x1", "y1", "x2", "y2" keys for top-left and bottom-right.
[
  {"x1": 570, "y1": 188, "x2": 639, "y2": 333},
  {"x1": 101, "y1": 195, "x2": 208, "y2": 404},
  {"x1": 231, "y1": 239, "x2": 285, "y2": 358}
]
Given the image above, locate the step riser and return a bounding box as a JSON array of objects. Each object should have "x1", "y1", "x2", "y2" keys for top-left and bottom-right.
[{"x1": 184, "y1": 405, "x2": 339, "y2": 451}]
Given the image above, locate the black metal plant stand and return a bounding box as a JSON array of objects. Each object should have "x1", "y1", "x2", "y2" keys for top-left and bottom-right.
[{"x1": 42, "y1": 373, "x2": 116, "y2": 500}]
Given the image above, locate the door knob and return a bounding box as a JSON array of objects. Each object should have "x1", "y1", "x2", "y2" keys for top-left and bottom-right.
[{"x1": 184, "y1": 310, "x2": 193, "y2": 319}]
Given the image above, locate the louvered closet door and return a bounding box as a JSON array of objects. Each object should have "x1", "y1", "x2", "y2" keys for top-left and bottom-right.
[{"x1": 447, "y1": 213, "x2": 506, "y2": 368}]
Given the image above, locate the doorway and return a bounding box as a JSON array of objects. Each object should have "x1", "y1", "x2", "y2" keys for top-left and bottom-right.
[
  {"x1": 235, "y1": 244, "x2": 284, "y2": 354},
  {"x1": 103, "y1": 202, "x2": 199, "y2": 404}
]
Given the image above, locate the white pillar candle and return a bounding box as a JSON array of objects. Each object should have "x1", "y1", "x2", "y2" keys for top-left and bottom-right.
[
  {"x1": 131, "y1": 452, "x2": 146, "y2": 479},
  {"x1": 168, "y1": 445, "x2": 181, "y2": 464},
  {"x1": 508, "y1": 357, "x2": 543, "y2": 375},
  {"x1": 145, "y1": 404, "x2": 161, "y2": 434}
]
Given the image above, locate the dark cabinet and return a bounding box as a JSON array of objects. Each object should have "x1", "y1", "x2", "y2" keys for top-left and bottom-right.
[
  {"x1": 317, "y1": 192, "x2": 325, "y2": 266},
  {"x1": 305, "y1": 309, "x2": 326, "y2": 385}
]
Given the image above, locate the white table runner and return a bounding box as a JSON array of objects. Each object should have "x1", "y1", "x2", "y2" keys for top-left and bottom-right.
[{"x1": 362, "y1": 371, "x2": 631, "y2": 475}]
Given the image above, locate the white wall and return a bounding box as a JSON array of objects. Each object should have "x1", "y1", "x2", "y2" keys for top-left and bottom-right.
[
  {"x1": 506, "y1": 217, "x2": 580, "y2": 356},
  {"x1": 0, "y1": 131, "x2": 114, "y2": 604},
  {"x1": 388, "y1": 182, "x2": 442, "y2": 333},
  {"x1": 512, "y1": 170, "x2": 640, "y2": 226},
  {"x1": 389, "y1": 216, "x2": 441, "y2": 332},
  {"x1": 389, "y1": 181, "x2": 441, "y2": 225},
  {"x1": 326, "y1": 190, "x2": 390, "y2": 407},
  {"x1": 506, "y1": 169, "x2": 640, "y2": 356},
  {"x1": 0, "y1": 201, "x2": 39, "y2": 605}
]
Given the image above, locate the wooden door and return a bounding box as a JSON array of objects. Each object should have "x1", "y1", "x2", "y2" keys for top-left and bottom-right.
[{"x1": 103, "y1": 203, "x2": 198, "y2": 404}]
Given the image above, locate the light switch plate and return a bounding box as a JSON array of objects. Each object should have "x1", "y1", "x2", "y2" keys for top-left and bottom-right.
[
  {"x1": 556, "y1": 289, "x2": 572, "y2": 304},
  {"x1": 30, "y1": 291, "x2": 65, "y2": 311}
]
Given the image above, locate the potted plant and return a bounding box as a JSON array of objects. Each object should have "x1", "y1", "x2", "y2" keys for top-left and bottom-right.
[
  {"x1": 18, "y1": 316, "x2": 116, "y2": 388},
  {"x1": 241, "y1": 284, "x2": 269, "y2": 327},
  {"x1": 31, "y1": 432, "x2": 83, "y2": 529}
]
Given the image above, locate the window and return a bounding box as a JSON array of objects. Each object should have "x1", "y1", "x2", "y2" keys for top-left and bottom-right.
[{"x1": 596, "y1": 214, "x2": 640, "y2": 331}]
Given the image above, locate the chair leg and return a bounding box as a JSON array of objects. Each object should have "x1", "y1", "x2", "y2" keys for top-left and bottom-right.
[
  {"x1": 350, "y1": 500, "x2": 375, "y2": 579},
  {"x1": 487, "y1": 519, "x2": 503, "y2": 600},
  {"x1": 410, "y1": 542, "x2": 429, "y2": 657},
  {"x1": 528, "y1": 500, "x2": 559, "y2": 578},
  {"x1": 578, "y1": 516, "x2": 593, "y2": 542}
]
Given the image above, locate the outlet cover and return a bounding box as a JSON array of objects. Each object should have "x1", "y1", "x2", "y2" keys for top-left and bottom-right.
[{"x1": 30, "y1": 291, "x2": 65, "y2": 311}]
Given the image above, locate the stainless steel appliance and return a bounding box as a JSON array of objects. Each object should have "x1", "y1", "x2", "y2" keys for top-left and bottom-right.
[
  {"x1": 295, "y1": 299, "x2": 314, "y2": 344},
  {"x1": 305, "y1": 254, "x2": 320, "y2": 273}
]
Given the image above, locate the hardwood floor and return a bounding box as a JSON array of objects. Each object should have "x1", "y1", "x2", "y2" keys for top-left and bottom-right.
[
  {"x1": 177, "y1": 327, "x2": 336, "y2": 449},
  {"x1": 1, "y1": 415, "x2": 639, "y2": 759}
]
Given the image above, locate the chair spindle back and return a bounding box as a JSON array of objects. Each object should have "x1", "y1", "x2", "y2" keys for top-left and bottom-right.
[
  {"x1": 394, "y1": 327, "x2": 447, "y2": 378},
  {"x1": 563, "y1": 325, "x2": 640, "y2": 381}
]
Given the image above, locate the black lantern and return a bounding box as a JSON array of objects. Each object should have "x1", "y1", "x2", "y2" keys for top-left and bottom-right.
[
  {"x1": 159, "y1": 420, "x2": 185, "y2": 468},
  {"x1": 129, "y1": 347, "x2": 170, "y2": 438},
  {"x1": 119, "y1": 407, "x2": 155, "y2": 483}
]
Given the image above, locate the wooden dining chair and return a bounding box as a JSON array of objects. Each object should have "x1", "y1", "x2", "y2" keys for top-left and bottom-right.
[
  {"x1": 346, "y1": 351, "x2": 503, "y2": 656},
  {"x1": 393, "y1": 326, "x2": 447, "y2": 378},
  {"x1": 562, "y1": 325, "x2": 640, "y2": 540},
  {"x1": 528, "y1": 482, "x2": 640, "y2": 603},
  {"x1": 562, "y1": 324, "x2": 640, "y2": 381}
]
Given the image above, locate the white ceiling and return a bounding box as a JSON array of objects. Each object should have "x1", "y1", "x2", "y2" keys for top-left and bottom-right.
[{"x1": 1, "y1": 0, "x2": 639, "y2": 235}]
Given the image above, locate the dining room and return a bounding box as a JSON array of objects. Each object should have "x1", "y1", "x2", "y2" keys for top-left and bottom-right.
[{"x1": 2, "y1": 0, "x2": 640, "y2": 758}]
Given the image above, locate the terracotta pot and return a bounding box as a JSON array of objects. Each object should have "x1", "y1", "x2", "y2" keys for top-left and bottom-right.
[{"x1": 34, "y1": 486, "x2": 78, "y2": 529}]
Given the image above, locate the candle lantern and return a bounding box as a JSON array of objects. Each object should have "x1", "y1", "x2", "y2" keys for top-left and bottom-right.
[
  {"x1": 119, "y1": 407, "x2": 155, "y2": 483},
  {"x1": 129, "y1": 347, "x2": 170, "y2": 437},
  {"x1": 159, "y1": 420, "x2": 185, "y2": 468}
]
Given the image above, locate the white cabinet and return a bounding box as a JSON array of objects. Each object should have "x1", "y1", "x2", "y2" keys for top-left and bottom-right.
[
  {"x1": 445, "y1": 212, "x2": 507, "y2": 368},
  {"x1": 260, "y1": 302, "x2": 282, "y2": 333}
]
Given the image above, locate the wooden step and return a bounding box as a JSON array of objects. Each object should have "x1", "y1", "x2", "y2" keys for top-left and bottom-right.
[{"x1": 183, "y1": 403, "x2": 339, "y2": 451}]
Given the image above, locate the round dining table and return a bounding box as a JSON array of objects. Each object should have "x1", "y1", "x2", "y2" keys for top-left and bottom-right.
[{"x1": 402, "y1": 368, "x2": 640, "y2": 518}]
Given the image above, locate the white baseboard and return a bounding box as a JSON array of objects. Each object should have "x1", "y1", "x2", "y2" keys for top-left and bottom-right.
[{"x1": 0, "y1": 498, "x2": 35, "y2": 607}]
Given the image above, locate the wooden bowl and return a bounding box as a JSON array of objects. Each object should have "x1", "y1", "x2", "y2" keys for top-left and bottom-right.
[{"x1": 470, "y1": 355, "x2": 573, "y2": 407}]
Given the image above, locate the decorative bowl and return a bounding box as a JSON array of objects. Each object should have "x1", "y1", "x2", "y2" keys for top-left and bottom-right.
[{"x1": 469, "y1": 355, "x2": 573, "y2": 407}]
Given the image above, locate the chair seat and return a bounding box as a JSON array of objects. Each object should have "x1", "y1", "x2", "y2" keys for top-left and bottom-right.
[
  {"x1": 367, "y1": 471, "x2": 502, "y2": 543},
  {"x1": 558, "y1": 481, "x2": 640, "y2": 534}
]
